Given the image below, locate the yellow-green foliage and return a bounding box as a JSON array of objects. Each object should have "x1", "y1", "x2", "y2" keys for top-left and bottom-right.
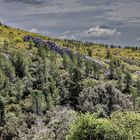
[
  {"x1": 0, "y1": 25, "x2": 48, "y2": 50},
  {"x1": 0, "y1": 24, "x2": 139, "y2": 76},
  {"x1": 67, "y1": 111, "x2": 140, "y2": 140},
  {"x1": 54, "y1": 39, "x2": 140, "y2": 79}
]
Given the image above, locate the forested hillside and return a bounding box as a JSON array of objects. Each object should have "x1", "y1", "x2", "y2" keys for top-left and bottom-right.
[{"x1": 0, "y1": 24, "x2": 140, "y2": 140}]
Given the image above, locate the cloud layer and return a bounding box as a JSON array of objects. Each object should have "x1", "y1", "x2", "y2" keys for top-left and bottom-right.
[
  {"x1": 4, "y1": 0, "x2": 46, "y2": 4},
  {"x1": 0, "y1": 0, "x2": 140, "y2": 46}
]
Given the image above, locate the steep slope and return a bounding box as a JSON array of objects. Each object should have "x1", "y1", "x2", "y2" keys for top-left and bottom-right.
[{"x1": 0, "y1": 24, "x2": 140, "y2": 140}]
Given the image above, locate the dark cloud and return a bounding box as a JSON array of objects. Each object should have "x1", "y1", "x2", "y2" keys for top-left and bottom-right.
[
  {"x1": 77, "y1": 0, "x2": 116, "y2": 6},
  {"x1": 4, "y1": 0, "x2": 47, "y2": 4},
  {"x1": 77, "y1": 0, "x2": 139, "y2": 6},
  {"x1": 0, "y1": 0, "x2": 140, "y2": 46}
]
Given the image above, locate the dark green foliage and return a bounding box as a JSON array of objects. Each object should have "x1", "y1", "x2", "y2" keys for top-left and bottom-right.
[
  {"x1": 137, "y1": 78, "x2": 140, "y2": 96},
  {"x1": 0, "y1": 69, "x2": 6, "y2": 90},
  {"x1": 0, "y1": 99, "x2": 5, "y2": 125},
  {"x1": 43, "y1": 77, "x2": 60, "y2": 108},
  {"x1": 67, "y1": 66, "x2": 83, "y2": 109},
  {"x1": 62, "y1": 52, "x2": 70, "y2": 70},
  {"x1": 106, "y1": 49, "x2": 111, "y2": 59},
  {"x1": 124, "y1": 71, "x2": 132, "y2": 93},
  {"x1": 11, "y1": 52, "x2": 28, "y2": 78},
  {"x1": 0, "y1": 55, "x2": 15, "y2": 82},
  {"x1": 31, "y1": 90, "x2": 45, "y2": 115},
  {"x1": 116, "y1": 69, "x2": 123, "y2": 90},
  {"x1": 93, "y1": 62, "x2": 100, "y2": 80},
  {"x1": 108, "y1": 60, "x2": 115, "y2": 80},
  {"x1": 85, "y1": 61, "x2": 93, "y2": 77},
  {"x1": 87, "y1": 48, "x2": 93, "y2": 57}
]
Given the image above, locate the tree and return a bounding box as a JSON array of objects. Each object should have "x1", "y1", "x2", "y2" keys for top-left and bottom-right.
[
  {"x1": 2, "y1": 39, "x2": 9, "y2": 50},
  {"x1": 106, "y1": 49, "x2": 111, "y2": 59},
  {"x1": 0, "y1": 69, "x2": 6, "y2": 90},
  {"x1": 0, "y1": 55, "x2": 15, "y2": 82},
  {"x1": 11, "y1": 52, "x2": 28, "y2": 78},
  {"x1": 41, "y1": 107, "x2": 77, "y2": 140},
  {"x1": 124, "y1": 71, "x2": 132, "y2": 93},
  {"x1": 79, "y1": 83, "x2": 133, "y2": 117},
  {"x1": 43, "y1": 77, "x2": 60, "y2": 109},
  {"x1": 62, "y1": 52, "x2": 70, "y2": 70},
  {"x1": 93, "y1": 62, "x2": 100, "y2": 80},
  {"x1": 87, "y1": 48, "x2": 93, "y2": 57},
  {"x1": 116, "y1": 69, "x2": 123, "y2": 90},
  {"x1": 136, "y1": 78, "x2": 140, "y2": 96},
  {"x1": 108, "y1": 60, "x2": 115, "y2": 80},
  {"x1": 131, "y1": 87, "x2": 138, "y2": 111},
  {"x1": 29, "y1": 39, "x2": 35, "y2": 49},
  {"x1": 0, "y1": 99, "x2": 5, "y2": 125},
  {"x1": 68, "y1": 66, "x2": 83, "y2": 109},
  {"x1": 85, "y1": 61, "x2": 92, "y2": 77},
  {"x1": 31, "y1": 90, "x2": 46, "y2": 116}
]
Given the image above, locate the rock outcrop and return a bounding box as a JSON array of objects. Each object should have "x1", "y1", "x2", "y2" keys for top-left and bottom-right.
[{"x1": 23, "y1": 35, "x2": 105, "y2": 69}]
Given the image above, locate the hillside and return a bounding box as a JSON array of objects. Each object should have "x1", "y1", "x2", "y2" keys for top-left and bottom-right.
[{"x1": 0, "y1": 24, "x2": 140, "y2": 140}]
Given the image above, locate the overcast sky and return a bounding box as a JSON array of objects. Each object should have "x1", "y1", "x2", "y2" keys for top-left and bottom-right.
[{"x1": 0, "y1": 0, "x2": 140, "y2": 46}]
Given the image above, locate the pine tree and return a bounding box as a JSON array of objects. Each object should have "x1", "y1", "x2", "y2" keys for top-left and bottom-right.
[
  {"x1": 124, "y1": 71, "x2": 132, "y2": 93},
  {"x1": 87, "y1": 48, "x2": 93, "y2": 57},
  {"x1": 0, "y1": 99, "x2": 5, "y2": 125},
  {"x1": 62, "y1": 52, "x2": 70, "y2": 70},
  {"x1": 108, "y1": 60, "x2": 115, "y2": 80},
  {"x1": 137, "y1": 78, "x2": 140, "y2": 96},
  {"x1": 85, "y1": 61, "x2": 93, "y2": 77},
  {"x1": 43, "y1": 77, "x2": 60, "y2": 109},
  {"x1": 2, "y1": 39, "x2": 9, "y2": 50},
  {"x1": 106, "y1": 49, "x2": 111, "y2": 59},
  {"x1": 31, "y1": 90, "x2": 45, "y2": 115},
  {"x1": 68, "y1": 66, "x2": 83, "y2": 109},
  {"x1": 11, "y1": 52, "x2": 28, "y2": 78},
  {"x1": 116, "y1": 69, "x2": 123, "y2": 90},
  {"x1": 93, "y1": 62, "x2": 100, "y2": 80}
]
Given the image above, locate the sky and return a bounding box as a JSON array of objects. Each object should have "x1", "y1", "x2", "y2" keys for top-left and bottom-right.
[{"x1": 0, "y1": 0, "x2": 140, "y2": 46}]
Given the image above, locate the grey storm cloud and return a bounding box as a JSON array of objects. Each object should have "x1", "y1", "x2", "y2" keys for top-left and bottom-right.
[
  {"x1": 4, "y1": 0, "x2": 46, "y2": 4},
  {"x1": 78, "y1": 0, "x2": 140, "y2": 6},
  {"x1": 0, "y1": 0, "x2": 140, "y2": 46}
]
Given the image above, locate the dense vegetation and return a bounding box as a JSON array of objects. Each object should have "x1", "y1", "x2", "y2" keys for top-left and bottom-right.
[{"x1": 0, "y1": 24, "x2": 140, "y2": 140}]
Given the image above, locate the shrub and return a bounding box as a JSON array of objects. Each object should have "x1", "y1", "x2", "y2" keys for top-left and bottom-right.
[
  {"x1": 79, "y1": 83, "x2": 133, "y2": 117},
  {"x1": 67, "y1": 111, "x2": 140, "y2": 140},
  {"x1": 111, "y1": 111, "x2": 140, "y2": 139},
  {"x1": 66, "y1": 113, "x2": 125, "y2": 140},
  {"x1": 14, "y1": 37, "x2": 23, "y2": 43}
]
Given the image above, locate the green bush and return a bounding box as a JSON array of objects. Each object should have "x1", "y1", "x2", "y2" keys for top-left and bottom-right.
[
  {"x1": 67, "y1": 112, "x2": 140, "y2": 140},
  {"x1": 111, "y1": 111, "x2": 140, "y2": 139},
  {"x1": 14, "y1": 37, "x2": 23, "y2": 43},
  {"x1": 79, "y1": 83, "x2": 133, "y2": 117}
]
